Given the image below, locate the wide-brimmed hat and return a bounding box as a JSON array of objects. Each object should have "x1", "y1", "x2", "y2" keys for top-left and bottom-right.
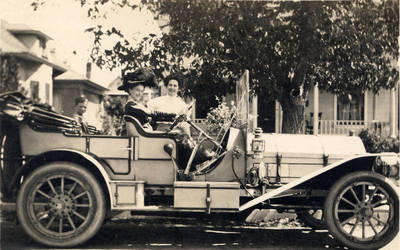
[{"x1": 118, "y1": 68, "x2": 157, "y2": 91}]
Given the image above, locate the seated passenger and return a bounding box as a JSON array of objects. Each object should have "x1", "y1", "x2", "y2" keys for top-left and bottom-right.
[
  {"x1": 73, "y1": 96, "x2": 90, "y2": 134},
  {"x1": 118, "y1": 68, "x2": 156, "y2": 132},
  {"x1": 119, "y1": 68, "x2": 214, "y2": 172},
  {"x1": 148, "y1": 76, "x2": 191, "y2": 136}
]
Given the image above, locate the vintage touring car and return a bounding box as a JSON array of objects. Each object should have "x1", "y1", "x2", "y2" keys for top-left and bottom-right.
[{"x1": 0, "y1": 71, "x2": 399, "y2": 249}]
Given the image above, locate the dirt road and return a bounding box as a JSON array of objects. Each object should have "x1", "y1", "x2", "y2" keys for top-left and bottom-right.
[{"x1": 1, "y1": 214, "x2": 398, "y2": 249}]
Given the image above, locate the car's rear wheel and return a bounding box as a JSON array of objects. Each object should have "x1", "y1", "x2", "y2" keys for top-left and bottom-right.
[
  {"x1": 296, "y1": 209, "x2": 325, "y2": 229},
  {"x1": 17, "y1": 162, "x2": 106, "y2": 247},
  {"x1": 324, "y1": 171, "x2": 399, "y2": 250}
]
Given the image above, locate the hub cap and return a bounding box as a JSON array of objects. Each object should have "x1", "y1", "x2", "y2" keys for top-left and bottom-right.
[{"x1": 27, "y1": 175, "x2": 93, "y2": 236}]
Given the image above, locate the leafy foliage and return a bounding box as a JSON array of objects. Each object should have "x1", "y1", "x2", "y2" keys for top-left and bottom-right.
[
  {"x1": 0, "y1": 55, "x2": 20, "y2": 93},
  {"x1": 31, "y1": 0, "x2": 399, "y2": 133},
  {"x1": 205, "y1": 97, "x2": 236, "y2": 137},
  {"x1": 102, "y1": 95, "x2": 125, "y2": 135},
  {"x1": 358, "y1": 129, "x2": 399, "y2": 153}
]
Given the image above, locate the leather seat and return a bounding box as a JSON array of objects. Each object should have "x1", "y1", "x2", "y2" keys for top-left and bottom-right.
[{"x1": 124, "y1": 115, "x2": 174, "y2": 139}]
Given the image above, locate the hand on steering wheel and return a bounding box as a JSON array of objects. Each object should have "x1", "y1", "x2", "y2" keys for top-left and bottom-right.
[{"x1": 169, "y1": 114, "x2": 186, "y2": 131}]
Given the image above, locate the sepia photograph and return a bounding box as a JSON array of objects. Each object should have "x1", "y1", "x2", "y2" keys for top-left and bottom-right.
[{"x1": 0, "y1": 0, "x2": 399, "y2": 249}]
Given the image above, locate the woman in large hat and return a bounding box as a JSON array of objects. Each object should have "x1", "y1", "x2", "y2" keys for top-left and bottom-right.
[
  {"x1": 120, "y1": 68, "x2": 214, "y2": 171},
  {"x1": 118, "y1": 68, "x2": 157, "y2": 131}
]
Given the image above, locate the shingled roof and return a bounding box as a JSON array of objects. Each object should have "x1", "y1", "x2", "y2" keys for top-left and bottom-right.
[
  {"x1": 0, "y1": 19, "x2": 66, "y2": 71},
  {"x1": 54, "y1": 69, "x2": 109, "y2": 92},
  {"x1": 0, "y1": 20, "x2": 30, "y2": 54},
  {"x1": 4, "y1": 21, "x2": 52, "y2": 41}
]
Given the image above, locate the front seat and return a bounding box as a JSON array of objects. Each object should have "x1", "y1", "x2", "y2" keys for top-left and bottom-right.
[
  {"x1": 124, "y1": 115, "x2": 178, "y2": 160},
  {"x1": 124, "y1": 115, "x2": 171, "y2": 138}
]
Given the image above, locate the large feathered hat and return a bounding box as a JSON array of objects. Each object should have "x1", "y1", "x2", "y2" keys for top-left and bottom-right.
[{"x1": 118, "y1": 67, "x2": 157, "y2": 91}]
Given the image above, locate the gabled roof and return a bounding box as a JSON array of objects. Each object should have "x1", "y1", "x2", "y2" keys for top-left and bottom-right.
[
  {"x1": 0, "y1": 20, "x2": 29, "y2": 54},
  {"x1": 106, "y1": 76, "x2": 128, "y2": 96},
  {"x1": 6, "y1": 52, "x2": 67, "y2": 72},
  {"x1": 0, "y1": 19, "x2": 66, "y2": 72},
  {"x1": 3, "y1": 21, "x2": 52, "y2": 40},
  {"x1": 108, "y1": 76, "x2": 122, "y2": 89},
  {"x1": 54, "y1": 69, "x2": 109, "y2": 93}
]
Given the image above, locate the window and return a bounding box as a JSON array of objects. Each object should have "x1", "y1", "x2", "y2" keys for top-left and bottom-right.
[
  {"x1": 337, "y1": 90, "x2": 364, "y2": 120},
  {"x1": 39, "y1": 38, "x2": 47, "y2": 59},
  {"x1": 30, "y1": 81, "x2": 39, "y2": 101}
]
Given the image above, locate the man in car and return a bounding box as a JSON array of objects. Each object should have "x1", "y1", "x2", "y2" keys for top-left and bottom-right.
[{"x1": 73, "y1": 96, "x2": 89, "y2": 133}]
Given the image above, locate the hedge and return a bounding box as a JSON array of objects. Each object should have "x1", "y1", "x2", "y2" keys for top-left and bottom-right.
[{"x1": 358, "y1": 129, "x2": 399, "y2": 153}]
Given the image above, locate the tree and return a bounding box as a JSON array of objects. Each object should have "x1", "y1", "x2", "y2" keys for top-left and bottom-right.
[
  {"x1": 0, "y1": 55, "x2": 19, "y2": 93},
  {"x1": 146, "y1": 0, "x2": 399, "y2": 133},
  {"x1": 32, "y1": 0, "x2": 399, "y2": 133},
  {"x1": 102, "y1": 95, "x2": 125, "y2": 135}
]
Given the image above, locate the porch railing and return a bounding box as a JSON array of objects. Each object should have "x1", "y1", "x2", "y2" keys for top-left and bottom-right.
[
  {"x1": 192, "y1": 118, "x2": 391, "y2": 137},
  {"x1": 319, "y1": 120, "x2": 390, "y2": 137},
  {"x1": 192, "y1": 118, "x2": 208, "y2": 131}
]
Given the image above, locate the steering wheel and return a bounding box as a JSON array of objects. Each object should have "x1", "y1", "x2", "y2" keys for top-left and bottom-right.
[
  {"x1": 169, "y1": 114, "x2": 186, "y2": 131},
  {"x1": 168, "y1": 101, "x2": 194, "y2": 131}
]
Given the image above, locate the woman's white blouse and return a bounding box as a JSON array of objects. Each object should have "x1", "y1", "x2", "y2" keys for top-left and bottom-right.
[{"x1": 148, "y1": 95, "x2": 187, "y2": 115}]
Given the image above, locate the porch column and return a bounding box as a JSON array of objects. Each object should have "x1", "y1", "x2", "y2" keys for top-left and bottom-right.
[
  {"x1": 333, "y1": 94, "x2": 337, "y2": 121},
  {"x1": 364, "y1": 91, "x2": 368, "y2": 128},
  {"x1": 313, "y1": 83, "x2": 319, "y2": 135},
  {"x1": 390, "y1": 87, "x2": 396, "y2": 138}
]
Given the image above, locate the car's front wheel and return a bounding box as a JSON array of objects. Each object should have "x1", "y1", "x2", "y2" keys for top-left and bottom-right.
[
  {"x1": 324, "y1": 171, "x2": 399, "y2": 250},
  {"x1": 17, "y1": 162, "x2": 106, "y2": 247}
]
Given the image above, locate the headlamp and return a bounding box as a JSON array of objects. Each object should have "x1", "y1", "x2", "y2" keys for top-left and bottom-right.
[
  {"x1": 252, "y1": 139, "x2": 265, "y2": 152},
  {"x1": 374, "y1": 155, "x2": 400, "y2": 180}
]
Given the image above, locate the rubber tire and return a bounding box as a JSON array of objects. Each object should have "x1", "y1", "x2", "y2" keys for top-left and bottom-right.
[
  {"x1": 324, "y1": 171, "x2": 399, "y2": 250},
  {"x1": 17, "y1": 162, "x2": 106, "y2": 247},
  {"x1": 296, "y1": 209, "x2": 326, "y2": 230}
]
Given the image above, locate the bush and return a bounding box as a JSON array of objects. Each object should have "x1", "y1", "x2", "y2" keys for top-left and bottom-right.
[
  {"x1": 205, "y1": 97, "x2": 237, "y2": 138},
  {"x1": 358, "y1": 129, "x2": 399, "y2": 153},
  {"x1": 102, "y1": 95, "x2": 126, "y2": 136}
]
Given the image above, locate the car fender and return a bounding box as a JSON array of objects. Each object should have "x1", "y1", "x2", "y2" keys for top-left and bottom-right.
[
  {"x1": 239, "y1": 153, "x2": 389, "y2": 211},
  {"x1": 20, "y1": 149, "x2": 113, "y2": 205}
]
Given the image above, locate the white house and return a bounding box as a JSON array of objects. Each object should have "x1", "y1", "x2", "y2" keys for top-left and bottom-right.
[
  {"x1": 275, "y1": 85, "x2": 399, "y2": 137},
  {"x1": 0, "y1": 19, "x2": 66, "y2": 103},
  {"x1": 1, "y1": 20, "x2": 109, "y2": 129}
]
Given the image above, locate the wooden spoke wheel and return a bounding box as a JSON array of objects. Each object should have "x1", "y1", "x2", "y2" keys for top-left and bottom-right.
[
  {"x1": 17, "y1": 162, "x2": 106, "y2": 247},
  {"x1": 324, "y1": 171, "x2": 399, "y2": 250}
]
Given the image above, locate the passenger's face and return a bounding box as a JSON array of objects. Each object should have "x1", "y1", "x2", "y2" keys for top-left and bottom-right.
[
  {"x1": 128, "y1": 84, "x2": 144, "y2": 103},
  {"x1": 76, "y1": 102, "x2": 87, "y2": 115},
  {"x1": 142, "y1": 93, "x2": 150, "y2": 104},
  {"x1": 167, "y1": 79, "x2": 179, "y2": 96}
]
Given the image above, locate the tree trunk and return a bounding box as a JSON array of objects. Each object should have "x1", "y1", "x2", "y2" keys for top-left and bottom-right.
[{"x1": 280, "y1": 96, "x2": 305, "y2": 134}]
